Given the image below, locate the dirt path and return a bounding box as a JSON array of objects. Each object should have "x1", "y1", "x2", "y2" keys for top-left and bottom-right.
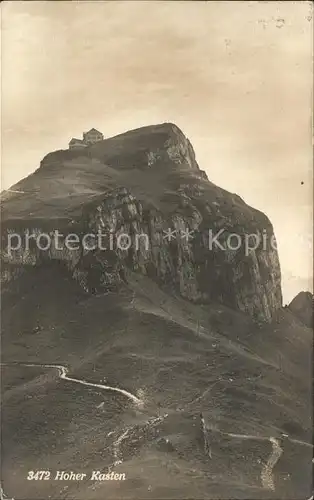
[{"x1": 1, "y1": 362, "x2": 143, "y2": 406}]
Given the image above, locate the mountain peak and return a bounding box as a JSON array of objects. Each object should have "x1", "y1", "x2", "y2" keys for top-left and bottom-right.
[
  {"x1": 39, "y1": 122, "x2": 200, "y2": 174},
  {"x1": 1, "y1": 122, "x2": 282, "y2": 322}
]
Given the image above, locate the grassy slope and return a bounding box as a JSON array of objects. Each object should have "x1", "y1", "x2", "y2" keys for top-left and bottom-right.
[{"x1": 1, "y1": 264, "x2": 312, "y2": 499}]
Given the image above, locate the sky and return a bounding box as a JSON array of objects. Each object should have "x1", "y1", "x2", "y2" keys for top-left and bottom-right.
[{"x1": 1, "y1": 1, "x2": 313, "y2": 303}]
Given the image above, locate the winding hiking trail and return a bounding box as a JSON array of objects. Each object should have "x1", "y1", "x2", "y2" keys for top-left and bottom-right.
[
  {"x1": 0, "y1": 483, "x2": 14, "y2": 500},
  {"x1": 202, "y1": 426, "x2": 283, "y2": 491},
  {"x1": 113, "y1": 428, "x2": 131, "y2": 467},
  {"x1": 89, "y1": 413, "x2": 170, "y2": 494},
  {"x1": 1, "y1": 361, "x2": 153, "y2": 498},
  {"x1": 261, "y1": 437, "x2": 283, "y2": 491},
  {"x1": 1, "y1": 362, "x2": 143, "y2": 406},
  {"x1": 200, "y1": 423, "x2": 312, "y2": 493},
  {"x1": 112, "y1": 413, "x2": 169, "y2": 467},
  {"x1": 2, "y1": 362, "x2": 313, "y2": 497}
]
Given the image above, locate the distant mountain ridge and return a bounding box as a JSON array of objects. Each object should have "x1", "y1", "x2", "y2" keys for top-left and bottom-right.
[
  {"x1": 288, "y1": 291, "x2": 313, "y2": 328},
  {"x1": 1, "y1": 122, "x2": 282, "y2": 322}
]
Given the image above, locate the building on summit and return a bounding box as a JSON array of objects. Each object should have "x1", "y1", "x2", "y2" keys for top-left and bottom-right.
[
  {"x1": 69, "y1": 128, "x2": 103, "y2": 149},
  {"x1": 68, "y1": 138, "x2": 86, "y2": 149},
  {"x1": 83, "y1": 128, "x2": 104, "y2": 144}
]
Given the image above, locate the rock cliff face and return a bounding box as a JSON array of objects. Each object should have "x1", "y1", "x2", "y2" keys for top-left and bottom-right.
[
  {"x1": 1, "y1": 123, "x2": 282, "y2": 322},
  {"x1": 288, "y1": 291, "x2": 313, "y2": 328}
]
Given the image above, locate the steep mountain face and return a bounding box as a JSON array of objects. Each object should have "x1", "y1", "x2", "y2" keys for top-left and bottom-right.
[
  {"x1": 288, "y1": 291, "x2": 313, "y2": 328},
  {"x1": 1, "y1": 123, "x2": 282, "y2": 322},
  {"x1": 1, "y1": 123, "x2": 311, "y2": 500}
]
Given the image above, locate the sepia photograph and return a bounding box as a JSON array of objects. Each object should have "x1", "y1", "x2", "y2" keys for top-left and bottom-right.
[{"x1": 1, "y1": 1, "x2": 313, "y2": 499}]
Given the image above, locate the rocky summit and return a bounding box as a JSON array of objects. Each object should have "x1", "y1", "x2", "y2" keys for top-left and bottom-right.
[
  {"x1": 1, "y1": 123, "x2": 282, "y2": 322},
  {"x1": 1, "y1": 123, "x2": 312, "y2": 500}
]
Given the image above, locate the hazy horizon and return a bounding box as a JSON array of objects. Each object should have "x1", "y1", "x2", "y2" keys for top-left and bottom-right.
[{"x1": 1, "y1": 1, "x2": 313, "y2": 303}]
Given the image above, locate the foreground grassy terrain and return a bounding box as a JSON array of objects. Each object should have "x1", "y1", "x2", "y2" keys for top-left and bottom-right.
[{"x1": 1, "y1": 264, "x2": 312, "y2": 499}]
